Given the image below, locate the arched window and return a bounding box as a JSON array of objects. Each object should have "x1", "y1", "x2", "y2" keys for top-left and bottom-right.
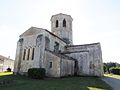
[
  {"x1": 18, "y1": 38, "x2": 24, "y2": 46},
  {"x1": 63, "y1": 19, "x2": 66, "y2": 27},
  {"x1": 45, "y1": 37, "x2": 50, "y2": 50},
  {"x1": 54, "y1": 42, "x2": 59, "y2": 52},
  {"x1": 56, "y1": 20, "x2": 59, "y2": 27},
  {"x1": 36, "y1": 35, "x2": 43, "y2": 46},
  {"x1": 27, "y1": 49, "x2": 30, "y2": 60},
  {"x1": 32, "y1": 48, "x2": 34, "y2": 60},
  {"x1": 23, "y1": 49, "x2": 26, "y2": 60}
]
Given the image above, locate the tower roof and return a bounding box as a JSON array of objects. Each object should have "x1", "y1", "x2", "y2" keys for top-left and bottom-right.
[{"x1": 50, "y1": 13, "x2": 73, "y2": 21}]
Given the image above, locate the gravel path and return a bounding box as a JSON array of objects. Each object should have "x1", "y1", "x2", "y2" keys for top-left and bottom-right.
[{"x1": 102, "y1": 76, "x2": 120, "y2": 90}]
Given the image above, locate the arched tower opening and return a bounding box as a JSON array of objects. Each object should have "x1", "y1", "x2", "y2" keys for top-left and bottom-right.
[
  {"x1": 56, "y1": 20, "x2": 59, "y2": 28},
  {"x1": 63, "y1": 19, "x2": 66, "y2": 27}
]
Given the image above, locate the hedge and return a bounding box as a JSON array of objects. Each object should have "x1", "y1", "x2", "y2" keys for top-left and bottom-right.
[
  {"x1": 28, "y1": 68, "x2": 46, "y2": 79},
  {"x1": 110, "y1": 68, "x2": 120, "y2": 75}
]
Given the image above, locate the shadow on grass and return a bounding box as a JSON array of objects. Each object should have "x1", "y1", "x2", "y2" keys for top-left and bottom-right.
[{"x1": 0, "y1": 74, "x2": 112, "y2": 90}]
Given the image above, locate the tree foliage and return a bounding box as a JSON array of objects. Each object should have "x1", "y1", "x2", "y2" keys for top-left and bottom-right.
[{"x1": 103, "y1": 62, "x2": 120, "y2": 73}]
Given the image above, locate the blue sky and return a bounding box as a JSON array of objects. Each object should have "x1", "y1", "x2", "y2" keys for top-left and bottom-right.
[{"x1": 0, "y1": 0, "x2": 120, "y2": 63}]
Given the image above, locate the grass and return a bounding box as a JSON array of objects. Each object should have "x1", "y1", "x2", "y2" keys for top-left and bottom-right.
[
  {"x1": 104, "y1": 73, "x2": 120, "y2": 79},
  {"x1": 0, "y1": 72, "x2": 112, "y2": 90},
  {"x1": 0, "y1": 72, "x2": 13, "y2": 76}
]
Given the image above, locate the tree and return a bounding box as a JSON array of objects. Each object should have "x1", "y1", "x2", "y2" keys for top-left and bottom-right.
[{"x1": 103, "y1": 62, "x2": 120, "y2": 73}]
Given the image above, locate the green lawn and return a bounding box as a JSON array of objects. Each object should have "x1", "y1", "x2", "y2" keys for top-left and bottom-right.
[
  {"x1": 0, "y1": 72, "x2": 112, "y2": 90},
  {"x1": 104, "y1": 73, "x2": 120, "y2": 79},
  {"x1": 0, "y1": 72, "x2": 13, "y2": 76}
]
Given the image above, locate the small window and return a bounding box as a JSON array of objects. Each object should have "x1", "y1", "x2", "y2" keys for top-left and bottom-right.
[
  {"x1": 89, "y1": 61, "x2": 92, "y2": 69},
  {"x1": 27, "y1": 49, "x2": 30, "y2": 60},
  {"x1": 32, "y1": 48, "x2": 34, "y2": 60},
  {"x1": 56, "y1": 20, "x2": 59, "y2": 27},
  {"x1": 63, "y1": 19, "x2": 66, "y2": 27},
  {"x1": 23, "y1": 49, "x2": 26, "y2": 60},
  {"x1": 49, "y1": 62, "x2": 52, "y2": 68},
  {"x1": 54, "y1": 42, "x2": 59, "y2": 52},
  {"x1": 45, "y1": 37, "x2": 50, "y2": 50}
]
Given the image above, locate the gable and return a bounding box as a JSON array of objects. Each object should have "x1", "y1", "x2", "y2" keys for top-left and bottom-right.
[{"x1": 20, "y1": 27, "x2": 43, "y2": 37}]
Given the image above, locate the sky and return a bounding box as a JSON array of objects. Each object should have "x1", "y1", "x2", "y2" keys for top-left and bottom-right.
[{"x1": 0, "y1": 0, "x2": 120, "y2": 63}]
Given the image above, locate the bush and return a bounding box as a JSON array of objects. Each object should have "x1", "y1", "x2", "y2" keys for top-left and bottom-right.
[
  {"x1": 28, "y1": 68, "x2": 46, "y2": 79},
  {"x1": 6, "y1": 68, "x2": 11, "y2": 72},
  {"x1": 110, "y1": 68, "x2": 120, "y2": 75}
]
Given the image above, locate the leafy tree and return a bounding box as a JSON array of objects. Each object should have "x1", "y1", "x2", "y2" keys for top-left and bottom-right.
[
  {"x1": 103, "y1": 63, "x2": 108, "y2": 73},
  {"x1": 103, "y1": 62, "x2": 120, "y2": 73}
]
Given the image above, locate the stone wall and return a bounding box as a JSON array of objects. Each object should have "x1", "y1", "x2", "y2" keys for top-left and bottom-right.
[
  {"x1": 14, "y1": 27, "x2": 67, "y2": 76},
  {"x1": 44, "y1": 50, "x2": 75, "y2": 77},
  {"x1": 14, "y1": 24, "x2": 103, "y2": 77},
  {"x1": 3, "y1": 59, "x2": 14, "y2": 71},
  {"x1": 14, "y1": 27, "x2": 45, "y2": 74},
  {"x1": 0, "y1": 58, "x2": 14, "y2": 72},
  {"x1": 65, "y1": 51, "x2": 89, "y2": 76},
  {"x1": 65, "y1": 43, "x2": 103, "y2": 76},
  {"x1": 60, "y1": 57, "x2": 75, "y2": 77},
  {"x1": 44, "y1": 29, "x2": 67, "y2": 52},
  {"x1": 44, "y1": 51, "x2": 61, "y2": 77}
]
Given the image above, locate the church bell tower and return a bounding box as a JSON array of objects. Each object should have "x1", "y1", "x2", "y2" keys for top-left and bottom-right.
[{"x1": 51, "y1": 13, "x2": 73, "y2": 45}]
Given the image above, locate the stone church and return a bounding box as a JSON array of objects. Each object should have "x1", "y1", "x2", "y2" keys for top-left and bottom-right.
[{"x1": 14, "y1": 13, "x2": 103, "y2": 77}]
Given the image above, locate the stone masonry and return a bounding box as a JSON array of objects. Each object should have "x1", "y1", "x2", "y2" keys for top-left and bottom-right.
[{"x1": 14, "y1": 13, "x2": 103, "y2": 77}]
